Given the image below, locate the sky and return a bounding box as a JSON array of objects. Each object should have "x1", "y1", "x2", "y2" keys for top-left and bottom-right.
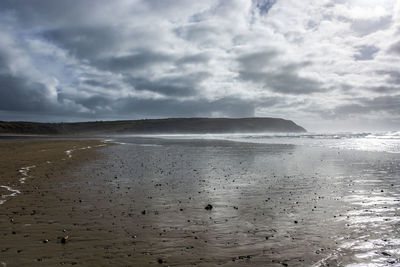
[{"x1": 0, "y1": 0, "x2": 399, "y2": 132}]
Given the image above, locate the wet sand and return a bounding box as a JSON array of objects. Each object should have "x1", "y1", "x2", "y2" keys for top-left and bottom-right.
[{"x1": 1, "y1": 137, "x2": 400, "y2": 266}]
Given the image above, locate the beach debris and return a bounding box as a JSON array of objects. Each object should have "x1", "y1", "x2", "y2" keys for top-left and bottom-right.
[
  {"x1": 205, "y1": 204, "x2": 213, "y2": 210},
  {"x1": 61, "y1": 235, "x2": 69, "y2": 244},
  {"x1": 381, "y1": 251, "x2": 391, "y2": 256},
  {"x1": 232, "y1": 255, "x2": 252, "y2": 261},
  {"x1": 157, "y1": 258, "x2": 164, "y2": 264},
  {"x1": 141, "y1": 210, "x2": 146, "y2": 215},
  {"x1": 42, "y1": 239, "x2": 49, "y2": 243}
]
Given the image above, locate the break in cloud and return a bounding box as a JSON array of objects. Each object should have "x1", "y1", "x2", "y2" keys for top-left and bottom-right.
[{"x1": 0, "y1": 0, "x2": 399, "y2": 131}]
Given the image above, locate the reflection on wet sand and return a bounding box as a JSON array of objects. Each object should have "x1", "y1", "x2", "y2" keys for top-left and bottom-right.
[
  {"x1": 68, "y1": 137, "x2": 398, "y2": 266},
  {"x1": 1, "y1": 137, "x2": 399, "y2": 266}
]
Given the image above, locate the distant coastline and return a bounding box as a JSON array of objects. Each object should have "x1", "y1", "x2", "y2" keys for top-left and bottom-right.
[{"x1": 0, "y1": 117, "x2": 306, "y2": 135}]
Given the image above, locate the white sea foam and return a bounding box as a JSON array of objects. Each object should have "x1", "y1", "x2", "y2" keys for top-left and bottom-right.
[
  {"x1": 138, "y1": 144, "x2": 163, "y2": 147},
  {"x1": 65, "y1": 144, "x2": 107, "y2": 159},
  {"x1": 18, "y1": 165, "x2": 36, "y2": 184},
  {"x1": 0, "y1": 185, "x2": 21, "y2": 204},
  {"x1": 65, "y1": 149, "x2": 73, "y2": 158},
  {"x1": 1, "y1": 164, "x2": 37, "y2": 205}
]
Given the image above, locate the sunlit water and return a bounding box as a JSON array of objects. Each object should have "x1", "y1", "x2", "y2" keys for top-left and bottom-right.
[{"x1": 129, "y1": 131, "x2": 400, "y2": 153}]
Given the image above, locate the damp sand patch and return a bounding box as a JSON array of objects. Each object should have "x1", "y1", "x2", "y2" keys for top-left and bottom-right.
[{"x1": 0, "y1": 139, "x2": 113, "y2": 205}]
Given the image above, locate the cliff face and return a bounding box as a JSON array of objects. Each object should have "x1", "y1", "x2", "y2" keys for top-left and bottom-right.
[{"x1": 0, "y1": 117, "x2": 306, "y2": 135}]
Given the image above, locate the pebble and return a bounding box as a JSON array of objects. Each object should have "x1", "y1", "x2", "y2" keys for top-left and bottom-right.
[
  {"x1": 205, "y1": 204, "x2": 213, "y2": 210},
  {"x1": 61, "y1": 235, "x2": 69, "y2": 244}
]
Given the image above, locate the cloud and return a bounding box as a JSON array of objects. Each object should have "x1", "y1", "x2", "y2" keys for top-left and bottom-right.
[
  {"x1": 354, "y1": 45, "x2": 379, "y2": 60},
  {"x1": 0, "y1": 0, "x2": 399, "y2": 131},
  {"x1": 237, "y1": 52, "x2": 322, "y2": 95},
  {"x1": 116, "y1": 97, "x2": 257, "y2": 118},
  {"x1": 388, "y1": 40, "x2": 400, "y2": 55},
  {"x1": 95, "y1": 51, "x2": 175, "y2": 72},
  {"x1": 0, "y1": 74, "x2": 52, "y2": 112},
  {"x1": 323, "y1": 95, "x2": 400, "y2": 121},
  {"x1": 125, "y1": 71, "x2": 211, "y2": 97}
]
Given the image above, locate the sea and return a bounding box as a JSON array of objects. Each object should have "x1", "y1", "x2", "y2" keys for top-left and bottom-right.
[{"x1": 121, "y1": 131, "x2": 400, "y2": 154}]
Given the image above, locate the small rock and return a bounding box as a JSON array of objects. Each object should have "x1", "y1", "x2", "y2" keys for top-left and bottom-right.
[
  {"x1": 157, "y1": 258, "x2": 164, "y2": 264},
  {"x1": 61, "y1": 235, "x2": 69, "y2": 244},
  {"x1": 205, "y1": 204, "x2": 213, "y2": 210},
  {"x1": 42, "y1": 239, "x2": 49, "y2": 243}
]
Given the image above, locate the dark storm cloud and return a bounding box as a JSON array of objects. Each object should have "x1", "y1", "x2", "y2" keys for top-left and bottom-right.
[
  {"x1": 116, "y1": 97, "x2": 257, "y2": 118},
  {"x1": 95, "y1": 51, "x2": 175, "y2": 72},
  {"x1": 174, "y1": 24, "x2": 221, "y2": 45},
  {"x1": 72, "y1": 95, "x2": 111, "y2": 110},
  {"x1": 125, "y1": 71, "x2": 211, "y2": 96},
  {"x1": 0, "y1": 0, "x2": 96, "y2": 25},
  {"x1": 0, "y1": 74, "x2": 51, "y2": 112},
  {"x1": 322, "y1": 95, "x2": 400, "y2": 119},
  {"x1": 42, "y1": 26, "x2": 120, "y2": 60},
  {"x1": 237, "y1": 52, "x2": 322, "y2": 95},
  {"x1": 237, "y1": 50, "x2": 279, "y2": 71},
  {"x1": 176, "y1": 52, "x2": 212, "y2": 66},
  {"x1": 367, "y1": 85, "x2": 400, "y2": 93},
  {"x1": 82, "y1": 79, "x2": 113, "y2": 88},
  {"x1": 376, "y1": 70, "x2": 400, "y2": 84},
  {"x1": 388, "y1": 40, "x2": 400, "y2": 55}
]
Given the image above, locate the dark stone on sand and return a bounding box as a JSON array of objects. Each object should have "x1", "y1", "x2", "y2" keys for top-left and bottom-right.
[
  {"x1": 157, "y1": 258, "x2": 164, "y2": 264},
  {"x1": 382, "y1": 251, "x2": 391, "y2": 256},
  {"x1": 43, "y1": 239, "x2": 49, "y2": 243},
  {"x1": 61, "y1": 236, "x2": 69, "y2": 244},
  {"x1": 205, "y1": 204, "x2": 213, "y2": 210},
  {"x1": 141, "y1": 210, "x2": 146, "y2": 215}
]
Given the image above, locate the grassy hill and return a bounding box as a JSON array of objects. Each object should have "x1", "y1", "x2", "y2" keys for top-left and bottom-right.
[{"x1": 0, "y1": 117, "x2": 306, "y2": 135}]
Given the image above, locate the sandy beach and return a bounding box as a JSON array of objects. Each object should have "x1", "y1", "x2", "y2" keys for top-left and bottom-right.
[{"x1": 1, "y1": 136, "x2": 400, "y2": 266}]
